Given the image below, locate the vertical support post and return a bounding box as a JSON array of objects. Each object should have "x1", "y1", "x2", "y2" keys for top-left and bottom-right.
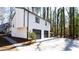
[
  {"x1": 27, "y1": 10, "x2": 29, "y2": 39},
  {"x1": 23, "y1": 9, "x2": 25, "y2": 27}
]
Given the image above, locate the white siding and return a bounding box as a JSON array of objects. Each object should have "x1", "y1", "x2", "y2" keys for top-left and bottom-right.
[
  {"x1": 29, "y1": 13, "x2": 50, "y2": 31},
  {"x1": 15, "y1": 9, "x2": 24, "y2": 28},
  {"x1": 11, "y1": 8, "x2": 50, "y2": 39},
  {"x1": 25, "y1": 11, "x2": 27, "y2": 27},
  {"x1": 28, "y1": 13, "x2": 50, "y2": 39},
  {"x1": 11, "y1": 8, "x2": 27, "y2": 38},
  {"x1": 11, "y1": 27, "x2": 27, "y2": 38}
]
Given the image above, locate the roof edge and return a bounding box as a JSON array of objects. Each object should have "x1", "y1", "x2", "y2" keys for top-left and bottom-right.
[{"x1": 16, "y1": 7, "x2": 50, "y2": 23}]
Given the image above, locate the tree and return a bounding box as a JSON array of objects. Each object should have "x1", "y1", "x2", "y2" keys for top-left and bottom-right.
[
  {"x1": 69, "y1": 7, "x2": 75, "y2": 38},
  {"x1": 53, "y1": 7, "x2": 57, "y2": 36},
  {"x1": 60, "y1": 7, "x2": 65, "y2": 37},
  {"x1": 0, "y1": 15, "x2": 4, "y2": 24},
  {"x1": 47, "y1": 7, "x2": 49, "y2": 19},
  {"x1": 43, "y1": 7, "x2": 46, "y2": 19},
  {"x1": 0, "y1": 7, "x2": 5, "y2": 25},
  {"x1": 9, "y1": 7, "x2": 15, "y2": 26}
]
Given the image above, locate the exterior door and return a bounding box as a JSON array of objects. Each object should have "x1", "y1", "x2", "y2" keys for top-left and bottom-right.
[
  {"x1": 44, "y1": 30, "x2": 48, "y2": 38},
  {"x1": 33, "y1": 29, "x2": 41, "y2": 39}
]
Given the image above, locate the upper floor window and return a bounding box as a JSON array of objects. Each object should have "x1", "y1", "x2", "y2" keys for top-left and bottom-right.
[
  {"x1": 35, "y1": 16, "x2": 40, "y2": 23},
  {"x1": 45, "y1": 21, "x2": 47, "y2": 26}
]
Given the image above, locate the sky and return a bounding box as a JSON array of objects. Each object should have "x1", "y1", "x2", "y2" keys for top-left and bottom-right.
[
  {"x1": 0, "y1": 7, "x2": 76, "y2": 25},
  {"x1": 3, "y1": 8, "x2": 10, "y2": 23},
  {"x1": 0, "y1": 7, "x2": 10, "y2": 25}
]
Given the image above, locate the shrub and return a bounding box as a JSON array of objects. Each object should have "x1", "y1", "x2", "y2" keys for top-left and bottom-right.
[{"x1": 29, "y1": 32, "x2": 36, "y2": 40}]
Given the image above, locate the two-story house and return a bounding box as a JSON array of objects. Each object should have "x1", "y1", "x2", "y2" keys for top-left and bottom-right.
[{"x1": 11, "y1": 7, "x2": 50, "y2": 39}]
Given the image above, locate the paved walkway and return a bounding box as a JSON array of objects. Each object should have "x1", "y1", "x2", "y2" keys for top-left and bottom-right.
[{"x1": 16, "y1": 37, "x2": 79, "y2": 51}]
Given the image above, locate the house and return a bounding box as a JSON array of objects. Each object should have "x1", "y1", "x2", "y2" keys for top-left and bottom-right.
[{"x1": 11, "y1": 7, "x2": 50, "y2": 39}]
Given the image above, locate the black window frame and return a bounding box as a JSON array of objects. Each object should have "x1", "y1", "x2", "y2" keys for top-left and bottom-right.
[
  {"x1": 44, "y1": 30, "x2": 48, "y2": 38},
  {"x1": 35, "y1": 16, "x2": 40, "y2": 23},
  {"x1": 45, "y1": 21, "x2": 47, "y2": 26}
]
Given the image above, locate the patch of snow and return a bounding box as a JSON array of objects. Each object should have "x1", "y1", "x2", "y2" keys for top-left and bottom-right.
[{"x1": 15, "y1": 37, "x2": 79, "y2": 51}]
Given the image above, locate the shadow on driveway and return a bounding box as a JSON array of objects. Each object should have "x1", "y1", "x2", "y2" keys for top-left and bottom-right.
[{"x1": 63, "y1": 38, "x2": 79, "y2": 51}]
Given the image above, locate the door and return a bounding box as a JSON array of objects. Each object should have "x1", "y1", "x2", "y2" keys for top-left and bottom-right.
[
  {"x1": 33, "y1": 29, "x2": 41, "y2": 39},
  {"x1": 44, "y1": 30, "x2": 48, "y2": 38}
]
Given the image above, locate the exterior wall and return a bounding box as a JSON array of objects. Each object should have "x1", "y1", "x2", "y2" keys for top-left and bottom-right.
[
  {"x1": 11, "y1": 8, "x2": 50, "y2": 39},
  {"x1": 15, "y1": 9, "x2": 24, "y2": 28},
  {"x1": 28, "y1": 13, "x2": 50, "y2": 39},
  {"x1": 11, "y1": 8, "x2": 27, "y2": 38},
  {"x1": 11, "y1": 27, "x2": 27, "y2": 38}
]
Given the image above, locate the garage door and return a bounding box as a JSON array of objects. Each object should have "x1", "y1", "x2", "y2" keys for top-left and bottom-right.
[
  {"x1": 44, "y1": 31, "x2": 48, "y2": 38},
  {"x1": 33, "y1": 29, "x2": 41, "y2": 39}
]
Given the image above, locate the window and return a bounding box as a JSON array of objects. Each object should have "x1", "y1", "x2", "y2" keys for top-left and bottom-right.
[
  {"x1": 35, "y1": 16, "x2": 40, "y2": 23},
  {"x1": 45, "y1": 21, "x2": 47, "y2": 26},
  {"x1": 13, "y1": 24, "x2": 14, "y2": 27}
]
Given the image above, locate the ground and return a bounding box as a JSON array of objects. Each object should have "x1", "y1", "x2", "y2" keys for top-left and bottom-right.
[
  {"x1": 0, "y1": 36, "x2": 31, "y2": 51},
  {"x1": 16, "y1": 37, "x2": 79, "y2": 51},
  {"x1": 0, "y1": 37, "x2": 79, "y2": 51}
]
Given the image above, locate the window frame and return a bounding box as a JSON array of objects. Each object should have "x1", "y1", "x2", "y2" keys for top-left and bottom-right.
[
  {"x1": 45, "y1": 21, "x2": 47, "y2": 26},
  {"x1": 35, "y1": 16, "x2": 40, "y2": 23}
]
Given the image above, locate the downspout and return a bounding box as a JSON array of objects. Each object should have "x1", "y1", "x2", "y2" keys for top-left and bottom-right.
[{"x1": 24, "y1": 9, "x2": 25, "y2": 27}]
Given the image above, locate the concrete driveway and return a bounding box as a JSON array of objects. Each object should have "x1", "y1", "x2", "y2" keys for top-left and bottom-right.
[{"x1": 16, "y1": 37, "x2": 79, "y2": 51}]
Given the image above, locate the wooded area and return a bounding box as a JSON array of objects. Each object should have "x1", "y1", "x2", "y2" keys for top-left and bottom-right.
[{"x1": 50, "y1": 7, "x2": 79, "y2": 39}]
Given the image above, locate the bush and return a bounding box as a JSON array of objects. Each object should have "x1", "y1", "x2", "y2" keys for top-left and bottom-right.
[{"x1": 29, "y1": 32, "x2": 36, "y2": 41}]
